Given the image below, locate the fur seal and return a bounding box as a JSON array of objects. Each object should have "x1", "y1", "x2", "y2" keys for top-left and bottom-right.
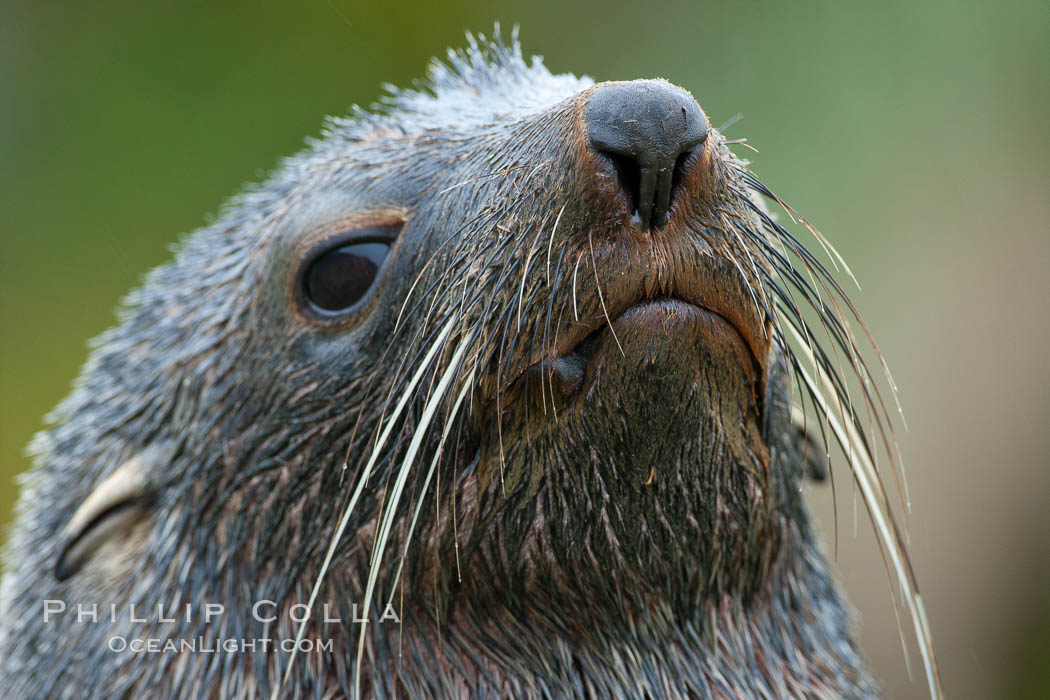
[{"x1": 0, "y1": 32, "x2": 942, "y2": 698}]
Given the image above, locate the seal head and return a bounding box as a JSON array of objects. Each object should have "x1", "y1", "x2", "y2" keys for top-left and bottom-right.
[{"x1": 0, "y1": 33, "x2": 905, "y2": 698}]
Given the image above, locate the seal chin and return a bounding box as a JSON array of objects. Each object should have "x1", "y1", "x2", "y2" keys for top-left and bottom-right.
[
  {"x1": 499, "y1": 296, "x2": 768, "y2": 485},
  {"x1": 502, "y1": 296, "x2": 765, "y2": 451}
]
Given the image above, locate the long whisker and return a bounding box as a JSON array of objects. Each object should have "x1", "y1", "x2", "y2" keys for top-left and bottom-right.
[
  {"x1": 277, "y1": 314, "x2": 460, "y2": 697},
  {"x1": 730, "y1": 160, "x2": 939, "y2": 696},
  {"x1": 386, "y1": 368, "x2": 475, "y2": 602},
  {"x1": 353, "y1": 331, "x2": 474, "y2": 698},
  {"x1": 785, "y1": 323, "x2": 942, "y2": 699},
  {"x1": 518, "y1": 220, "x2": 549, "y2": 332},
  {"x1": 744, "y1": 186, "x2": 907, "y2": 434},
  {"x1": 545, "y1": 204, "x2": 567, "y2": 286},
  {"x1": 571, "y1": 254, "x2": 582, "y2": 322},
  {"x1": 588, "y1": 231, "x2": 623, "y2": 356},
  {"x1": 737, "y1": 199, "x2": 910, "y2": 512}
]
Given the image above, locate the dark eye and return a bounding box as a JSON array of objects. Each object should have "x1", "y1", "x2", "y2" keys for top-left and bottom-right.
[{"x1": 303, "y1": 240, "x2": 391, "y2": 313}]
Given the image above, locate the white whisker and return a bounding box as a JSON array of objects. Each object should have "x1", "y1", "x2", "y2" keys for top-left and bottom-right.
[
  {"x1": 545, "y1": 204, "x2": 567, "y2": 286},
  {"x1": 353, "y1": 332, "x2": 473, "y2": 698},
  {"x1": 786, "y1": 323, "x2": 941, "y2": 700},
  {"x1": 588, "y1": 231, "x2": 623, "y2": 356},
  {"x1": 386, "y1": 368, "x2": 475, "y2": 601},
  {"x1": 277, "y1": 315, "x2": 459, "y2": 698}
]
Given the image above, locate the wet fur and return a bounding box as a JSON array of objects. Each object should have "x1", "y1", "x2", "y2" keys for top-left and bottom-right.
[{"x1": 0, "y1": 32, "x2": 930, "y2": 698}]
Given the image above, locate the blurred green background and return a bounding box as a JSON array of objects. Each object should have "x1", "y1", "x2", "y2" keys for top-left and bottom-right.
[{"x1": 2, "y1": 0, "x2": 1047, "y2": 696}]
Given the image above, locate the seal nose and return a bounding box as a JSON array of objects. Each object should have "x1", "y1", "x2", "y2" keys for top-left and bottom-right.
[{"x1": 584, "y1": 81, "x2": 708, "y2": 230}]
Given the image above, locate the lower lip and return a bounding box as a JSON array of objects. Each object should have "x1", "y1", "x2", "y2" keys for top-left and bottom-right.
[
  {"x1": 606, "y1": 297, "x2": 744, "y2": 343},
  {"x1": 506, "y1": 297, "x2": 760, "y2": 406},
  {"x1": 575, "y1": 297, "x2": 757, "y2": 371},
  {"x1": 512, "y1": 297, "x2": 758, "y2": 392}
]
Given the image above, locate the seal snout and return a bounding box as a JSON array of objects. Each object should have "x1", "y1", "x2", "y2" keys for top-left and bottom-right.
[{"x1": 584, "y1": 80, "x2": 709, "y2": 230}]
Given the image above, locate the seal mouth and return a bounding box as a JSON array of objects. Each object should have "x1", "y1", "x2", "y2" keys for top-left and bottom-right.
[
  {"x1": 504, "y1": 259, "x2": 771, "y2": 407},
  {"x1": 523, "y1": 296, "x2": 763, "y2": 375},
  {"x1": 574, "y1": 296, "x2": 756, "y2": 362}
]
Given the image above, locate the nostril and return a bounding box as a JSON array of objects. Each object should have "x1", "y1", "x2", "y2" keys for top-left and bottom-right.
[
  {"x1": 597, "y1": 144, "x2": 699, "y2": 231},
  {"x1": 669, "y1": 147, "x2": 698, "y2": 209},
  {"x1": 600, "y1": 150, "x2": 642, "y2": 219}
]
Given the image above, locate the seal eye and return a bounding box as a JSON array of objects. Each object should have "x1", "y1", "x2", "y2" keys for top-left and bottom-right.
[{"x1": 303, "y1": 240, "x2": 390, "y2": 313}]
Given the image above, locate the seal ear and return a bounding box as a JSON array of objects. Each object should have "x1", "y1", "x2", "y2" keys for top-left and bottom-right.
[
  {"x1": 54, "y1": 443, "x2": 172, "y2": 581},
  {"x1": 789, "y1": 408, "x2": 829, "y2": 482}
]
